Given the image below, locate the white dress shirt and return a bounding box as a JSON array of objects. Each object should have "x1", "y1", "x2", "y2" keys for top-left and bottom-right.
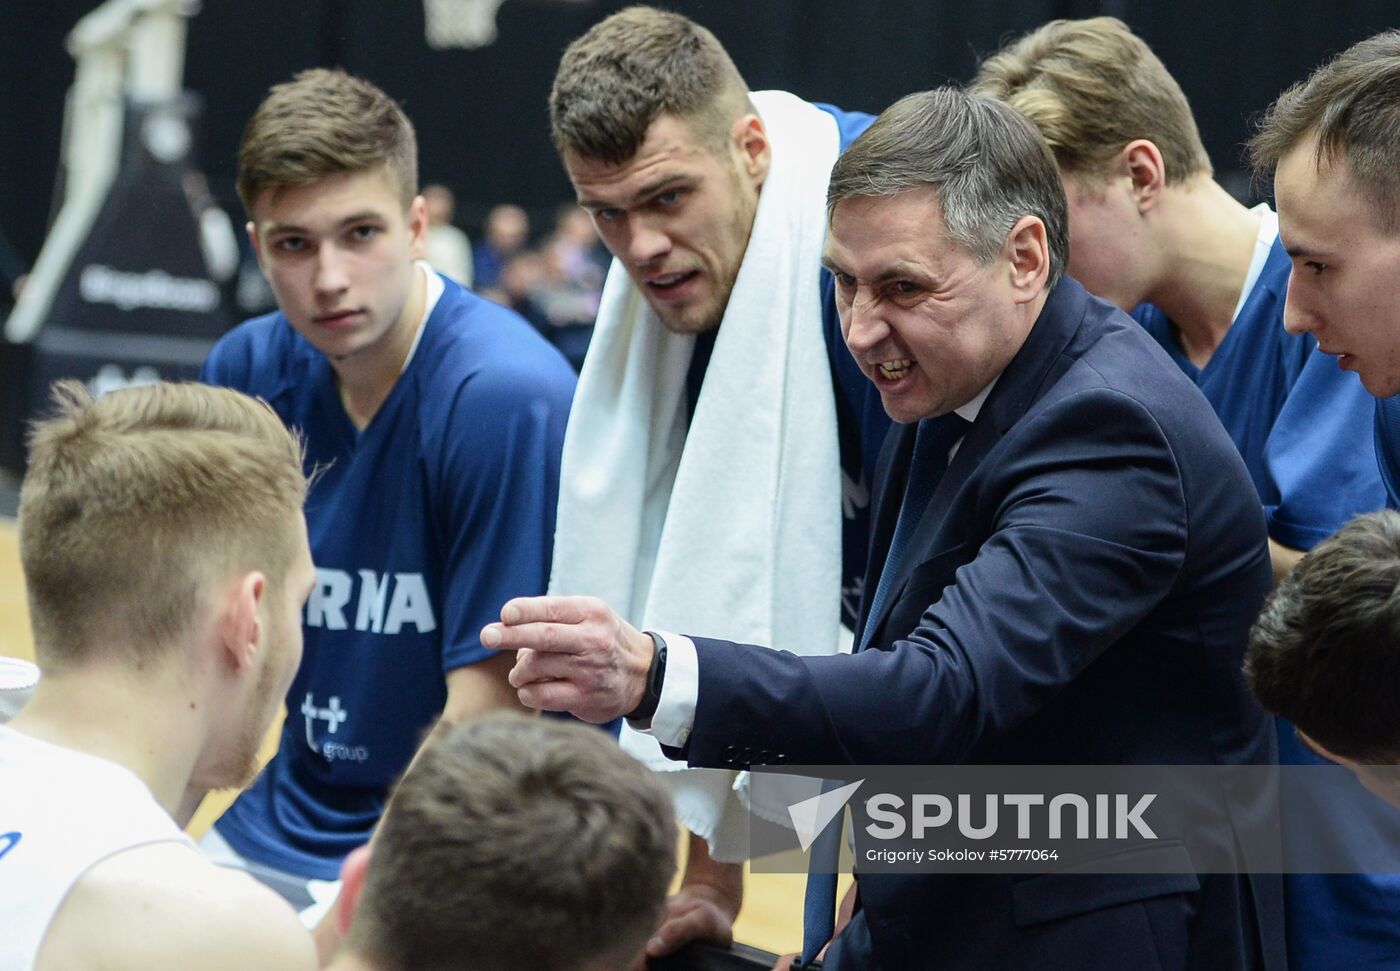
[{"x1": 637, "y1": 379, "x2": 999, "y2": 747}]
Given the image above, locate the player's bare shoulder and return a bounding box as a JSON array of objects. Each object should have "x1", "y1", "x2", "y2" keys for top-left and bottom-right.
[{"x1": 35, "y1": 840, "x2": 315, "y2": 971}]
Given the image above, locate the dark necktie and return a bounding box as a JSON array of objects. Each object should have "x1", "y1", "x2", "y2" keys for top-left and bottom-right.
[
  {"x1": 797, "y1": 414, "x2": 970, "y2": 968},
  {"x1": 858, "y1": 414, "x2": 970, "y2": 653}
]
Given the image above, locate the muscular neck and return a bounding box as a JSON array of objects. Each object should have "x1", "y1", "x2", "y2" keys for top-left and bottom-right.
[
  {"x1": 9, "y1": 656, "x2": 209, "y2": 819},
  {"x1": 334, "y1": 264, "x2": 428, "y2": 430},
  {"x1": 1142, "y1": 178, "x2": 1262, "y2": 368}
]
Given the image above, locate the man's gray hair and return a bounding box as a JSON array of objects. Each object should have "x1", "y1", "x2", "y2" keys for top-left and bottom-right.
[{"x1": 828, "y1": 87, "x2": 1069, "y2": 288}]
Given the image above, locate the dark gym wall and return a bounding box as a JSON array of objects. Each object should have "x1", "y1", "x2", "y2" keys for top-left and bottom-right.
[{"x1": 2, "y1": 1, "x2": 1396, "y2": 267}]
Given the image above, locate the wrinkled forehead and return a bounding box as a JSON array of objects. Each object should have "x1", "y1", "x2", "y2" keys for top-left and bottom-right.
[
  {"x1": 824, "y1": 188, "x2": 951, "y2": 262},
  {"x1": 566, "y1": 114, "x2": 722, "y2": 198}
]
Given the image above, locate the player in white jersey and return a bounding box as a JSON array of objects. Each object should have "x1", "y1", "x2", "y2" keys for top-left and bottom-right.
[{"x1": 0, "y1": 381, "x2": 316, "y2": 971}]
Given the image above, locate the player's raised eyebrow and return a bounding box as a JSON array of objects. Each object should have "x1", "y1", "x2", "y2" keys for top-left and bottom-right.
[{"x1": 577, "y1": 174, "x2": 690, "y2": 211}]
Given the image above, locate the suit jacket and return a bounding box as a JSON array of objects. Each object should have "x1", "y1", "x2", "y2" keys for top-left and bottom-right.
[{"x1": 678, "y1": 279, "x2": 1285, "y2": 970}]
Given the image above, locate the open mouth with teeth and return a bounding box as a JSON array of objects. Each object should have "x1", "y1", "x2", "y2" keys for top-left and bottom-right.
[{"x1": 877, "y1": 359, "x2": 914, "y2": 382}]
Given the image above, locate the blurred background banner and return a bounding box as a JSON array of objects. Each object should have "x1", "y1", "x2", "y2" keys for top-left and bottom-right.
[
  {"x1": 5, "y1": 0, "x2": 1396, "y2": 269},
  {"x1": 1, "y1": 0, "x2": 1396, "y2": 478},
  {"x1": 1, "y1": 0, "x2": 237, "y2": 473}
]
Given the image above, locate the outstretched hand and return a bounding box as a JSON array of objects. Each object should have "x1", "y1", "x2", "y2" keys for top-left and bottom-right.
[
  {"x1": 640, "y1": 836, "x2": 743, "y2": 964},
  {"x1": 481, "y1": 595, "x2": 653, "y2": 723}
]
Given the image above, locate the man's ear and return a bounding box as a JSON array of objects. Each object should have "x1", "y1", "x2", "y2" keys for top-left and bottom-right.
[
  {"x1": 407, "y1": 194, "x2": 429, "y2": 261},
  {"x1": 218, "y1": 571, "x2": 266, "y2": 671},
  {"x1": 1005, "y1": 215, "x2": 1050, "y2": 304},
  {"x1": 731, "y1": 113, "x2": 772, "y2": 189},
  {"x1": 1120, "y1": 139, "x2": 1166, "y2": 214},
  {"x1": 337, "y1": 844, "x2": 373, "y2": 936}
]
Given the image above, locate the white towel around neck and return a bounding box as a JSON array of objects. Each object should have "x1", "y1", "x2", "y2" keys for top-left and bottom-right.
[{"x1": 548, "y1": 90, "x2": 845, "y2": 860}]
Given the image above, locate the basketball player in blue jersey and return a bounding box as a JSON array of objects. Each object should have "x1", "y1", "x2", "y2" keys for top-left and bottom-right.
[
  {"x1": 1249, "y1": 43, "x2": 1400, "y2": 968},
  {"x1": 198, "y1": 68, "x2": 576, "y2": 934},
  {"x1": 974, "y1": 18, "x2": 1384, "y2": 583},
  {"x1": 546, "y1": 8, "x2": 889, "y2": 961},
  {"x1": 1250, "y1": 33, "x2": 1400, "y2": 512},
  {"x1": 976, "y1": 20, "x2": 1391, "y2": 971}
]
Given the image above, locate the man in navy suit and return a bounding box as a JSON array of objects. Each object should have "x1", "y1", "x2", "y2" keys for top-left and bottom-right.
[{"x1": 484, "y1": 88, "x2": 1284, "y2": 970}]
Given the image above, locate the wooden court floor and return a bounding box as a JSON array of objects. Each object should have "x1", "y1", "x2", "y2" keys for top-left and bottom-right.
[{"x1": 0, "y1": 517, "x2": 836, "y2": 956}]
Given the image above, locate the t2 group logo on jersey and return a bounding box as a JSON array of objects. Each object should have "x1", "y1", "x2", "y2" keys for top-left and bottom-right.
[{"x1": 300, "y1": 692, "x2": 369, "y2": 764}]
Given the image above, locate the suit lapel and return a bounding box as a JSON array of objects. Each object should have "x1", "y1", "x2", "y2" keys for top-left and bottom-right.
[{"x1": 856, "y1": 279, "x2": 1093, "y2": 650}]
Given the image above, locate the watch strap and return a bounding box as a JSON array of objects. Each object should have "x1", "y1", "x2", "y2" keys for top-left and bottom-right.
[{"x1": 625, "y1": 630, "x2": 668, "y2": 721}]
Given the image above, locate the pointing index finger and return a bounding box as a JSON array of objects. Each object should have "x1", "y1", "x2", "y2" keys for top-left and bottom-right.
[
  {"x1": 498, "y1": 595, "x2": 601, "y2": 627},
  {"x1": 481, "y1": 595, "x2": 608, "y2": 653},
  {"x1": 480, "y1": 620, "x2": 591, "y2": 654}
]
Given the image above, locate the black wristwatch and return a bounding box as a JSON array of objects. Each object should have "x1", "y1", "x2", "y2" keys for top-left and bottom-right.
[{"x1": 625, "y1": 630, "x2": 668, "y2": 721}]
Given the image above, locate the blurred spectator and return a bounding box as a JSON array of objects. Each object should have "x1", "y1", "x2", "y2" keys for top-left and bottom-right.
[
  {"x1": 496, "y1": 251, "x2": 550, "y2": 333},
  {"x1": 422, "y1": 183, "x2": 474, "y2": 287},
  {"x1": 472, "y1": 203, "x2": 529, "y2": 293},
  {"x1": 536, "y1": 205, "x2": 605, "y2": 369},
  {"x1": 499, "y1": 207, "x2": 604, "y2": 371},
  {"x1": 548, "y1": 203, "x2": 609, "y2": 292},
  {"x1": 473, "y1": 203, "x2": 604, "y2": 372},
  {"x1": 490, "y1": 251, "x2": 585, "y2": 372}
]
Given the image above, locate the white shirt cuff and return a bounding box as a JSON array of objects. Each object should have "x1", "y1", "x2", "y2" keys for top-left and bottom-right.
[{"x1": 633, "y1": 630, "x2": 698, "y2": 747}]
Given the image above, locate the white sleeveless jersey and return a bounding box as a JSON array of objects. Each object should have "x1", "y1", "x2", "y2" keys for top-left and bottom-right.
[{"x1": 0, "y1": 726, "x2": 192, "y2": 971}]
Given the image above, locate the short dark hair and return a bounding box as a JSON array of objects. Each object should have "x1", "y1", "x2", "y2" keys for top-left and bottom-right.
[
  {"x1": 827, "y1": 87, "x2": 1069, "y2": 288},
  {"x1": 1249, "y1": 30, "x2": 1400, "y2": 230},
  {"x1": 1245, "y1": 510, "x2": 1400, "y2": 762},
  {"x1": 347, "y1": 714, "x2": 677, "y2": 971},
  {"x1": 237, "y1": 68, "x2": 418, "y2": 211},
  {"x1": 549, "y1": 5, "x2": 752, "y2": 165}
]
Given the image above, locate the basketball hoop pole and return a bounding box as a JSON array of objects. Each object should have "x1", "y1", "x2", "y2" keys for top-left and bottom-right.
[
  {"x1": 423, "y1": 0, "x2": 507, "y2": 51},
  {"x1": 8, "y1": 0, "x2": 196, "y2": 342}
]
